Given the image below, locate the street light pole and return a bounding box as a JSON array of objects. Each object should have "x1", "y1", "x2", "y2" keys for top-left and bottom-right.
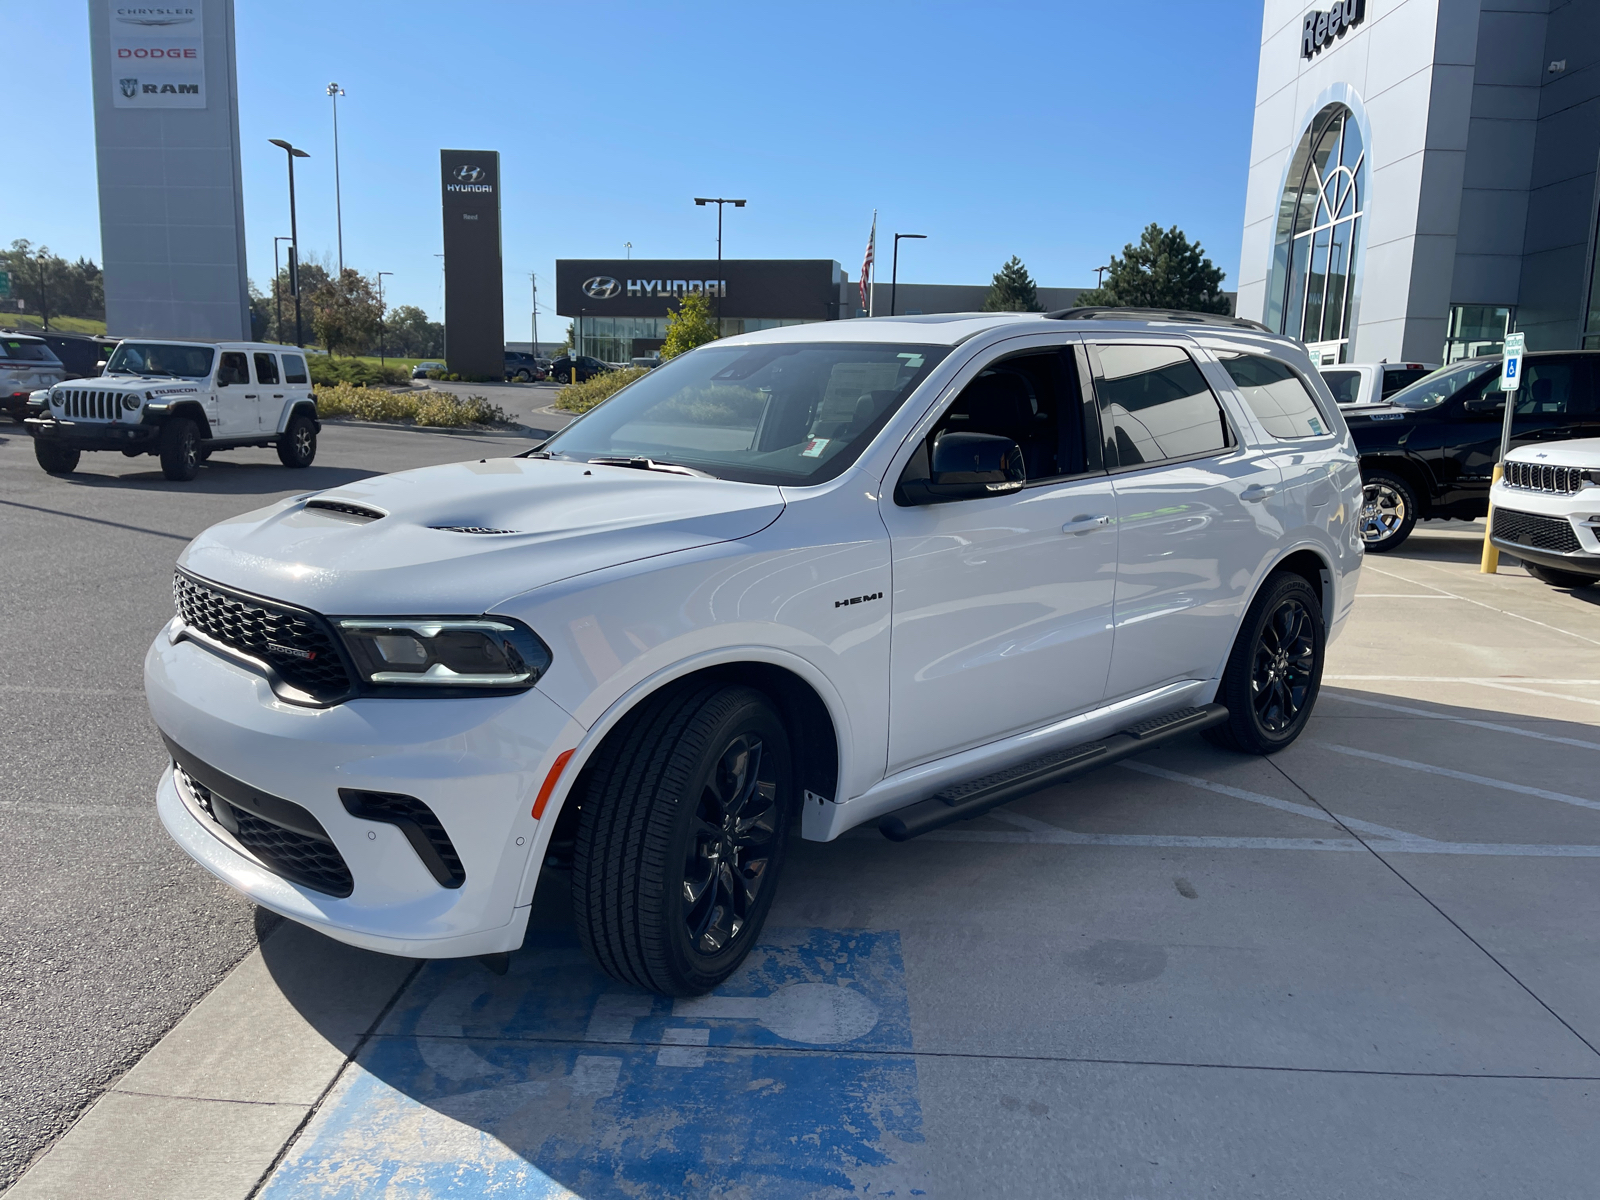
[
  {"x1": 1093, "y1": 264, "x2": 1110, "y2": 286},
  {"x1": 530, "y1": 272, "x2": 539, "y2": 358},
  {"x1": 694, "y1": 196, "x2": 745, "y2": 335},
  {"x1": 376, "y1": 271, "x2": 392, "y2": 366},
  {"x1": 327, "y1": 83, "x2": 345, "y2": 275},
  {"x1": 273, "y1": 236, "x2": 291, "y2": 343},
  {"x1": 36, "y1": 250, "x2": 49, "y2": 332},
  {"x1": 890, "y1": 233, "x2": 926, "y2": 318},
  {"x1": 269, "y1": 139, "x2": 311, "y2": 348}
]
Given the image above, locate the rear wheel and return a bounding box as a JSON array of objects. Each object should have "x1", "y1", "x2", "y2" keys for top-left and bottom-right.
[
  {"x1": 1358, "y1": 470, "x2": 1418, "y2": 553},
  {"x1": 1526, "y1": 563, "x2": 1600, "y2": 589},
  {"x1": 1206, "y1": 573, "x2": 1325, "y2": 755},
  {"x1": 159, "y1": 417, "x2": 201, "y2": 481},
  {"x1": 572, "y1": 682, "x2": 794, "y2": 995},
  {"x1": 277, "y1": 413, "x2": 316, "y2": 468},
  {"x1": 34, "y1": 440, "x2": 80, "y2": 474}
]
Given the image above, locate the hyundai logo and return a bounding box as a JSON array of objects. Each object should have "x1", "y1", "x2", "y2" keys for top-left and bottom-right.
[
  {"x1": 582, "y1": 276, "x2": 621, "y2": 300},
  {"x1": 454, "y1": 164, "x2": 486, "y2": 184}
]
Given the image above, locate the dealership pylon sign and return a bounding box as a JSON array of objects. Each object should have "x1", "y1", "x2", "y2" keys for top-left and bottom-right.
[{"x1": 110, "y1": 4, "x2": 205, "y2": 107}]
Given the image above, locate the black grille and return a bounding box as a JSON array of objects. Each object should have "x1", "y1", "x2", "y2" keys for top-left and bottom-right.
[
  {"x1": 341, "y1": 790, "x2": 466, "y2": 888},
  {"x1": 176, "y1": 764, "x2": 354, "y2": 897},
  {"x1": 61, "y1": 388, "x2": 123, "y2": 421},
  {"x1": 174, "y1": 571, "x2": 355, "y2": 704},
  {"x1": 1493, "y1": 507, "x2": 1582, "y2": 553},
  {"x1": 1505, "y1": 461, "x2": 1584, "y2": 494}
]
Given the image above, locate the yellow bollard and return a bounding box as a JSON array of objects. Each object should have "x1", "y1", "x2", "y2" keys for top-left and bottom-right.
[
  {"x1": 1479, "y1": 462, "x2": 1503, "y2": 573},
  {"x1": 572, "y1": 366, "x2": 577, "y2": 385}
]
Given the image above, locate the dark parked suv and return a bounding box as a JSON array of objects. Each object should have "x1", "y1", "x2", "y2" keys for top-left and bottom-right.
[
  {"x1": 546, "y1": 354, "x2": 610, "y2": 384},
  {"x1": 504, "y1": 351, "x2": 546, "y2": 382},
  {"x1": 1348, "y1": 350, "x2": 1600, "y2": 551}
]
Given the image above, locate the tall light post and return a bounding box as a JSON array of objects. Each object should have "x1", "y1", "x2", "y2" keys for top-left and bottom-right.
[
  {"x1": 694, "y1": 196, "x2": 745, "y2": 333},
  {"x1": 1093, "y1": 264, "x2": 1110, "y2": 286},
  {"x1": 327, "y1": 83, "x2": 345, "y2": 275},
  {"x1": 269, "y1": 139, "x2": 311, "y2": 347},
  {"x1": 272, "y1": 236, "x2": 292, "y2": 343},
  {"x1": 530, "y1": 272, "x2": 539, "y2": 358},
  {"x1": 376, "y1": 271, "x2": 392, "y2": 366},
  {"x1": 624, "y1": 242, "x2": 632, "y2": 260},
  {"x1": 890, "y1": 233, "x2": 926, "y2": 317},
  {"x1": 35, "y1": 249, "x2": 50, "y2": 332}
]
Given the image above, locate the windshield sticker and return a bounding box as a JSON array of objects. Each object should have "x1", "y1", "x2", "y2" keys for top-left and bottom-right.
[{"x1": 801, "y1": 438, "x2": 830, "y2": 458}]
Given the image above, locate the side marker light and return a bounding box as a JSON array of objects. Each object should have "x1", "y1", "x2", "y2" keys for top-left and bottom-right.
[{"x1": 532, "y1": 749, "x2": 576, "y2": 819}]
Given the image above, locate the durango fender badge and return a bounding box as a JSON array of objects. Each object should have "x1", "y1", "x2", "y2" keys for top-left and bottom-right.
[
  {"x1": 835, "y1": 592, "x2": 883, "y2": 609},
  {"x1": 265, "y1": 642, "x2": 316, "y2": 661}
]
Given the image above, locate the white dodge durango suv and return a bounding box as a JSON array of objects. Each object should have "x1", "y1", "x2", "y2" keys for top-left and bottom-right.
[{"x1": 145, "y1": 310, "x2": 1363, "y2": 995}]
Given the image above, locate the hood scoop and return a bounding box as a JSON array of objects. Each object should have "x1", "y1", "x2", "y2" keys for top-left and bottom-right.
[
  {"x1": 305, "y1": 499, "x2": 387, "y2": 522},
  {"x1": 430, "y1": 525, "x2": 522, "y2": 535}
]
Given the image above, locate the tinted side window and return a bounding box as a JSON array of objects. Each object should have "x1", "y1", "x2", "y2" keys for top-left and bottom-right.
[
  {"x1": 1381, "y1": 367, "x2": 1431, "y2": 398},
  {"x1": 282, "y1": 354, "x2": 308, "y2": 384},
  {"x1": 217, "y1": 352, "x2": 249, "y2": 386},
  {"x1": 1092, "y1": 345, "x2": 1232, "y2": 467},
  {"x1": 1320, "y1": 369, "x2": 1361, "y2": 405},
  {"x1": 930, "y1": 349, "x2": 1084, "y2": 482},
  {"x1": 1515, "y1": 359, "x2": 1593, "y2": 416},
  {"x1": 253, "y1": 352, "x2": 280, "y2": 385},
  {"x1": 1218, "y1": 352, "x2": 1331, "y2": 438}
]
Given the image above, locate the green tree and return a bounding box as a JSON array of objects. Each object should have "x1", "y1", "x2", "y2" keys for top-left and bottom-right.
[
  {"x1": 659, "y1": 291, "x2": 719, "y2": 359},
  {"x1": 982, "y1": 255, "x2": 1042, "y2": 312},
  {"x1": 384, "y1": 304, "x2": 444, "y2": 358},
  {"x1": 2, "y1": 240, "x2": 105, "y2": 323},
  {"x1": 309, "y1": 268, "x2": 384, "y2": 356},
  {"x1": 1074, "y1": 223, "x2": 1230, "y2": 314}
]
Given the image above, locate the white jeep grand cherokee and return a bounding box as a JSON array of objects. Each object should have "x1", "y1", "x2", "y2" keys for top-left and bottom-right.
[
  {"x1": 1490, "y1": 438, "x2": 1600, "y2": 588},
  {"x1": 26, "y1": 339, "x2": 319, "y2": 480},
  {"x1": 145, "y1": 310, "x2": 1362, "y2": 995}
]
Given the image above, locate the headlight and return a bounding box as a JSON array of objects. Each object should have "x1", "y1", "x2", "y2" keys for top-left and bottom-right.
[
  {"x1": 335, "y1": 617, "x2": 552, "y2": 691},
  {"x1": 122, "y1": 395, "x2": 140, "y2": 411}
]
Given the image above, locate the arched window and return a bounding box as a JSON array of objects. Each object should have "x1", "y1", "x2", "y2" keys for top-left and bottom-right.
[{"x1": 1265, "y1": 103, "x2": 1366, "y2": 364}]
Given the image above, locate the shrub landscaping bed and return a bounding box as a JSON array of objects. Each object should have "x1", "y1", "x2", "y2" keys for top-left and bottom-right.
[
  {"x1": 553, "y1": 367, "x2": 647, "y2": 414},
  {"x1": 313, "y1": 381, "x2": 511, "y2": 428}
]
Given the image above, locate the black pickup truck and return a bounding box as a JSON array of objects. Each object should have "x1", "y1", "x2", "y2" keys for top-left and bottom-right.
[{"x1": 1348, "y1": 350, "x2": 1600, "y2": 551}]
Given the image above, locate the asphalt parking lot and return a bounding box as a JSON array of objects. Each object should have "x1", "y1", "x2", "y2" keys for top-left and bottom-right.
[{"x1": 7, "y1": 421, "x2": 1600, "y2": 1198}]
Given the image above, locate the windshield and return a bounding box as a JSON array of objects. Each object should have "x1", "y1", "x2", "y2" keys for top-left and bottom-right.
[
  {"x1": 0, "y1": 338, "x2": 60, "y2": 364},
  {"x1": 1320, "y1": 369, "x2": 1360, "y2": 405},
  {"x1": 105, "y1": 342, "x2": 215, "y2": 379},
  {"x1": 1387, "y1": 360, "x2": 1498, "y2": 409},
  {"x1": 537, "y1": 341, "x2": 949, "y2": 486}
]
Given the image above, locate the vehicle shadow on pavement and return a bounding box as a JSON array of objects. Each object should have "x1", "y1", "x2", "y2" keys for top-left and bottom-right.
[
  {"x1": 1384, "y1": 523, "x2": 1491, "y2": 565},
  {"x1": 46, "y1": 460, "x2": 379, "y2": 495},
  {"x1": 248, "y1": 687, "x2": 1600, "y2": 1198}
]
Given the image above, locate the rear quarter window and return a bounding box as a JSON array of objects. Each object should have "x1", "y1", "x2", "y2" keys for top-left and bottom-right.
[
  {"x1": 282, "y1": 354, "x2": 308, "y2": 384},
  {"x1": 1320, "y1": 369, "x2": 1361, "y2": 405},
  {"x1": 1218, "y1": 352, "x2": 1332, "y2": 438},
  {"x1": 1, "y1": 339, "x2": 59, "y2": 363}
]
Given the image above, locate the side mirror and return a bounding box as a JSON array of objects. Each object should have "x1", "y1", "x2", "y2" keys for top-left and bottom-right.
[
  {"x1": 1462, "y1": 395, "x2": 1504, "y2": 414},
  {"x1": 95, "y1": 360, "x2": 107, "y2": 374},
  {"x1": 898, "y1": 430, "x2": 1025, "y2": 505}
]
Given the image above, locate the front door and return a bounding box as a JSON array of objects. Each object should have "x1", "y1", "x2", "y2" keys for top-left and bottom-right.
[
  {"x1": 881, "y1": 343, "x2": 1117, "y2": 774},
  {"x1": 1087, "y1": 341, "x2": 1285, "y2": 700}
]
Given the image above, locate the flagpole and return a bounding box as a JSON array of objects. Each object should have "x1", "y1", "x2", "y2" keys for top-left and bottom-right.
[{"x1": 868, "y1": 210, "x2": 877, "y2": 317}]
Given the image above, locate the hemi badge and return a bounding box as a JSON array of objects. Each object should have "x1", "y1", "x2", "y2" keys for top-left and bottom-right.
[
  {"x1": 265, "y1": 642, "x2": 316, "y2": 661},
  {"x1": 835, "y1": 592, "x2": 883, "y2": 608}
]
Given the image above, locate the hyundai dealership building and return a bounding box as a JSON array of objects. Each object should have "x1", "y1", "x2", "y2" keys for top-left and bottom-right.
[{"x1": 1238, "y1": 0, "x2": 1599, "y2": 366}]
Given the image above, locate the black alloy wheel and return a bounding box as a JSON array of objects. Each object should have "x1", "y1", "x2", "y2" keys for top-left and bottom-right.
[
  {"x1": 573, "y1": 682, "x2": 794, "y2": 995},
  {"x1": 1207, "y1": 573, "x2": 1326, "y2": 754},
  {"x1": 159, "y1": 416, "x2": 201, "y2": 481},
  {"x1": 1358, "y1": 469, "x2": 1418, "y2": 553},
  {"x1": 277, "y1": 413, "x2": 317, "y2": 468}
]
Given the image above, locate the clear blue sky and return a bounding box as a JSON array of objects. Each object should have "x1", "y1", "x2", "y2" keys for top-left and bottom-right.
[{"x1": 6, "y1": 1, "x2": 1264, "y2": 338}]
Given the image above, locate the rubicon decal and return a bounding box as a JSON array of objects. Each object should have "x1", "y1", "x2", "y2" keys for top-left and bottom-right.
[{"x1": 835, "y1": 592, "x2": 883, "y2": 609}]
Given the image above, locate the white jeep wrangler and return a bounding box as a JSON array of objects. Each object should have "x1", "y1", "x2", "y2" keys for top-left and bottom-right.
[
  {"x1": 26, "y1": 339, "x2": 319, "y2": 480},
  {"x1": 145, "y1": 310, "x2": 1363, "y2": 995}
]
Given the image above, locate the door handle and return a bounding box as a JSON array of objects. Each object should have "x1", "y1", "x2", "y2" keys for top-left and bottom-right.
[
  {"x1": 272, "y1": 393, "x2": 283, "y2": 399},
  {"x1": 243, "y1": 392, "x2": 258, "y2": 399},
  {"x1": 1241, "y1": 483, "x2": 1276, "y2": 502},
  {"x1": 1063, "y1": 514, "x2": 1112, "y2": 534}
]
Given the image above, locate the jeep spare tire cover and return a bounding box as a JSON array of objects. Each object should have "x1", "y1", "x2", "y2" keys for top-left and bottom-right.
[{"x1": 177, "y1": 458, "x2": 786, "y2": 613}]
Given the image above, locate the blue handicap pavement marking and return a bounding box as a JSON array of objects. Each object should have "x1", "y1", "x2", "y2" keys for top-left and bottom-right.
[{"x1": 260, "y1": 928, "x2": 928, "y2": 1198}]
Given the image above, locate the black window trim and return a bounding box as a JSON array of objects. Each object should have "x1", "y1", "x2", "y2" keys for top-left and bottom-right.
[{"x1": 1084, "y1": 341, "x2": 1242, "y2": 475}]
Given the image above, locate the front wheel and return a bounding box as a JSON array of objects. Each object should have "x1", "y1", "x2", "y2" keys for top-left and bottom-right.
[
  {"x1": 1358, "y1": 470, "x2": 1418, "y2": 553},
  {"x1": 1526, "y1": 562, "x2": 1600, "y2": 589},
  {"x1": 34, "y1": 439, "x2": 81, "y2": 474},
  {"x1": 572, "y1": 683, "x2": 794, "y2": 995},
  {"x1": 277, "y1": 413, "x2": 316, "y2": 468},
  {"x1": 158, "y1": 417, "x2": 201, "y2": 481},
  {"x1": 1206, "y1": 573, "x2": 1326, "y2": 755}
]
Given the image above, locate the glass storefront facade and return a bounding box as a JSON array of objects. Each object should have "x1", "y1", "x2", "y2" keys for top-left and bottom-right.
[
  {"x1": 575, "y1": 316, "x2": 818, "y2": 364},
  {"x1": 1444, "y1": 304, "x2": 1513, "y2": 363},
  {"x1": 1264, "y1": 103, "x2": 1366, "y2": 366}
]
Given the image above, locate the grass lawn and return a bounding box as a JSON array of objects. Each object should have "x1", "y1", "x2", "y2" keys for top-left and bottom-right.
[{"x1": 0, "y1": 314, "x2": 107, "y2": 335}]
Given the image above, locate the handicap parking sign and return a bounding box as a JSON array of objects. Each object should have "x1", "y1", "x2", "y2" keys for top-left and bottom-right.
[{"x1": 261, "y1": 929, "x2": 927, "y2": 1199}]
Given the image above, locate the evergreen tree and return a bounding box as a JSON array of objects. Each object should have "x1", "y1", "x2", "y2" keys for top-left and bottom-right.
[
  {"x1": 659, "y1": 291, "x2": 719, "y2": 359},
  {"x1": 982, "y1": 256, "x2": 1042, "y2": 312},
  {"x1": 1074, "y1": 223, "x2": 1230, "y2": 314}
]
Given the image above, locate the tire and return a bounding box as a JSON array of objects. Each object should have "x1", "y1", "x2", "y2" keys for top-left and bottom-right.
[
  {"x1": 515, "y1": 369, "x2": 531, "y2": 382},
  {"x1": 159, "y1": 417, "x2": 201, "y2": 481},
  {"x1": 1526, "y1": 562, "x2": 1600, "y2": 590},
  {"x1": 572, "y1": 683, "x2": 795, "y2": 995},
  {"x1": 277, "y1": 412, "x2": 316, "y2": 468},
  {"x1": 1358, "y1": 470, "x2": 1418, "y2": 552},
  {"x1": 1206, "y1": 573, "x2": 1326, "y2": 755},
  {"x1": 34, "y1": 440, "x2": 80, "y2": 475}
]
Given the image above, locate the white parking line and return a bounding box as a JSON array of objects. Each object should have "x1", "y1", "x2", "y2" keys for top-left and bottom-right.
[
  {"x1": 1321, "y1": 693, "x2": 1600, "y2": 752},
  {"x1": 1317, "y1": 744, "x2": 1600, "y2": 812},
  {"x1": 1325, "y1": 676, "x2": 1600, "y2": 709},
  {"x1": 1356, "y1": 594, "x2": 1459, "y2": 599},
  {"x1": 1362, "y1": 563, "x2": 1600, "y2": 647}
]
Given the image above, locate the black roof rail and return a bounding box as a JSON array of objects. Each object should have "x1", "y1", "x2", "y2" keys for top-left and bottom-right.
[{"x1": 1043, "y1": 306, "x2": 1273, "y2": 334}]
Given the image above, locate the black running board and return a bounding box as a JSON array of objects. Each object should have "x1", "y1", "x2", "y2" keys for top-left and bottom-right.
[{"x1": 878, "y1": 704, "x2": 1228, "y2": 842}]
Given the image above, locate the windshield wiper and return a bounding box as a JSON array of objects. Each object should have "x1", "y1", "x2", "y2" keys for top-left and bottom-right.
[{"x1": 586, "y1": 456, "x2": 713, "y2": 479}]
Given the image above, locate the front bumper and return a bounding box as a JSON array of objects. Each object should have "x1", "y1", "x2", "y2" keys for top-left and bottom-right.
[
  {"x1": 146, "y1": 621, "x2": 584, "y2": 957},
  {"x1": 26, "y1": 415, "x2": 160, "y2": 451},
  {"x1": 1489, "y1": 482, "x2": 1600, "y2": 579}
]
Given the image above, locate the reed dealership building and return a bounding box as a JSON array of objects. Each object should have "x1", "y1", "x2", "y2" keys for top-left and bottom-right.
[{"x1": 1237, "y1": 0, "x2": 1599, "y2": 366}]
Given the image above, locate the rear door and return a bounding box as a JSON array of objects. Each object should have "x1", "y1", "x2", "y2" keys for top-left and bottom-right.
[
  {"x1": 213, "y1": 351, "x2": 254, "y2": 435},
  {"x1": 253, "y1": 351, "x2": 283, "y2": 430},
  {"x1": 1088, "y1": 340, "x2": 1285, "y2": 700},
  {"x1": 280, "y1": 351, "x2": 312, "y2": 429}
]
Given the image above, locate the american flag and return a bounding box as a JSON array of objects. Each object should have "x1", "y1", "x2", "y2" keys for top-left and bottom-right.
[{"x1": 859, "y1": 211, "x2": 876, "y2": 314}]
